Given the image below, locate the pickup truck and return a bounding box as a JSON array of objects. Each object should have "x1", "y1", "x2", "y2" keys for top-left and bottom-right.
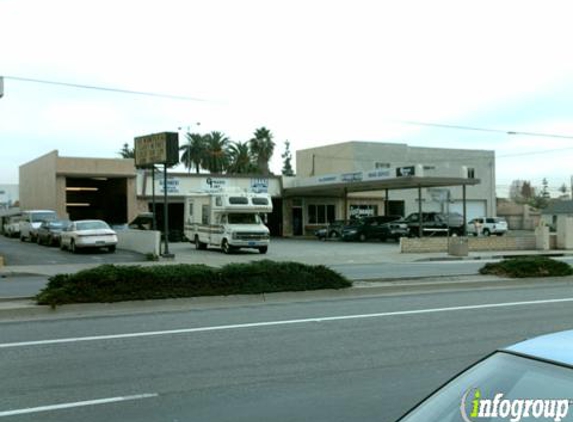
[{"x1": 401, "y1": 212, "x2": 464, "y2": 237}]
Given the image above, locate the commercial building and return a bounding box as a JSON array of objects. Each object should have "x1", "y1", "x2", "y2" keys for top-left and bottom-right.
[
  {"x1": 17, "y1": 141, "x2": 495, "y2": 237},
  {"x1": 19, "y1": 150, "x2": 137, "y2": 224}
]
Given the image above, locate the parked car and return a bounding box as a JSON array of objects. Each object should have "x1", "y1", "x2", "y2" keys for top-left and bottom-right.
[
  {"x1": 314, "y1": 220, "x2": 349, "y2": 241},
  {"x1": 467, "y1": 216, "x2": 508, "y2": 236},
  {"x1": 4, "y1": 215, "x2": 22, "y2": 238},
  {"x1": 36, "y1": 220, "x2": 71, "y2": 246},
  {"x1": 19, "y1": 210, "x2": 58, "y2": 242},
  {"x1": 395, "y1": 329, "x2": 573, "y2": 421},
  {"x1": 60, "y1": 220, "x2": 118, "y2": 253},
  {"x1": 401, "y1": 212, "x2": 464, "y2": 237},
  {"x1": 341, "y1": 216, "x2": 406, "y2": 242}
]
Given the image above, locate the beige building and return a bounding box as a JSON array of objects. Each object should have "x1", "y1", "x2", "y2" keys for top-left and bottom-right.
[
  {"x1": 19, "y1": 150, "x2": 137, "y2": 224},
  {"x1": 284, "y1": 141, "x2": 495, "y2": 235}
]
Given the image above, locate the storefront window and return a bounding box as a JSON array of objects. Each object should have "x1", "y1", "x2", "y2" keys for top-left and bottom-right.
[{"x1": 308, "y1": 204, "x2": 336, "y2": 224}]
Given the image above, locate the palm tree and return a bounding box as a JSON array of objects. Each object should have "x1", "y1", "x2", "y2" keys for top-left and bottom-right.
[
  {"x1": 249, "y1": 126, "x2": 275, "y2": 175},
  {"x1": 179, "y1": 133, "x2": 206, "y2": 173},
  {"x1": 203, "y1": 131, "x2": 230, "y2": 173},
  {"x1": 118, "y1": 143, "x2": 135, "y2": 159},
  {"x1": 227, "y1": 141, "x2": 255, "y2": 174}
]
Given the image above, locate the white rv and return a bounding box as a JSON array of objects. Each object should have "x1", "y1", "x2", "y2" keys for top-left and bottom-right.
[{"x1": 184, "y1": 190, "x2": 273, "y2": 254}]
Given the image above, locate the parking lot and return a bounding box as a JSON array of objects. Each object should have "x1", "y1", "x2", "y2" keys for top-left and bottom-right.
[
  {"x1": 0, "y1": 234, "x2": 404, "y2": 269},
  {"x1": 0, "y1": 235, "x2": 146, "y2": 266}
]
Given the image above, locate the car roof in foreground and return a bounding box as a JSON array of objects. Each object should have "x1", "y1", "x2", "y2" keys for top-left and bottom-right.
[{"x1": 504, "y1": 329, "x2": 573, "y2": 367}]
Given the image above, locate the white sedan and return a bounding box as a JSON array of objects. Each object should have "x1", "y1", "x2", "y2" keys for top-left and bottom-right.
[{"x1": 60, "y1": 220, "x2": 118, "y2": 253}]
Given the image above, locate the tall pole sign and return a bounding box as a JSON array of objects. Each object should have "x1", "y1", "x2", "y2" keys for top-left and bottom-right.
[{"x1": 134, "y1": 132, "x2": 179, "y2": 257}]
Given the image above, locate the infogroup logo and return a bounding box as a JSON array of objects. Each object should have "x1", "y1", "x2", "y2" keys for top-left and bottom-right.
[{"x1": 461, "y1": 388, "x2": 570, "y2": 422}]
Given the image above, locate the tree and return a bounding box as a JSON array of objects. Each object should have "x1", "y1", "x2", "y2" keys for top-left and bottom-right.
[
  {"x1": 281, "y1": 140, "x2": 294, "y2": 176},
  {"x1": 118, "y1": 143, "x2": 135, "y2": 159},
  {"x1": 227, "y1": 141, "x2": 255, "y2": 174},
  {"x1": 203, "y1": 131, "x2": 230, "y2": 173},
  {"x1": 180, "y1": 133, "x2": 206, "y2": 174},
  {"x1": 529, "y1": 178, "x2": 551, "y2": 209},
  {"x1": 249, "y1": 126, "x2": 275, "y2": 175},
  {"x1": 509, "y1": 180, "x2": 535, "y2": 204}
]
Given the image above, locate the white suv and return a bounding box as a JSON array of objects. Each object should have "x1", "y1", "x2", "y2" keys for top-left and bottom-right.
[{"x1": 467, "y1": 217, "x2": 508, "y2": 236}]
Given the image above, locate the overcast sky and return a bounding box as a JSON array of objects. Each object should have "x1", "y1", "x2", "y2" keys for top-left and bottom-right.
[{"x1": 2, "y1": 0, "x2": 573, "y2": 197}]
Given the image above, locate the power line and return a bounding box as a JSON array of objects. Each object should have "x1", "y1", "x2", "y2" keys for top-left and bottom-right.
[
  {"x1": 3, "y1": 75, "x2": 210, "y2": 102},
  {"x1": 395, "y1": 119, "x2": 573, "y2": 140}
]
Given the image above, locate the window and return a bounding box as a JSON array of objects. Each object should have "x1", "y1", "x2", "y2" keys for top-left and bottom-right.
[
  {"x1": 215, "y1": 196, "x2": 222, "y2": 206},
  {"x1": 467, "y1": 167, "x2": 476, "y2": 179},
  {"x1": 229, "y1": 197, "x2": 248, "y2": 205},
  {"x1": 252, "y1": 197, "x2": 269, "y2": 205},
  {"x1": 188, "y1": 202, "x2": 194, "y2": 217},
  {"x1": 308, "y1": 204, "x2": 336, "y2": 224},
  {"x1": 375, "y1": 162, "x2": 390, "y2": 169}
]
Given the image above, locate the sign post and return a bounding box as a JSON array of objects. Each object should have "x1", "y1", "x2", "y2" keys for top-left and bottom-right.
[{"x1": 134, "y1": 132, "x2": 179, "y2": 257}]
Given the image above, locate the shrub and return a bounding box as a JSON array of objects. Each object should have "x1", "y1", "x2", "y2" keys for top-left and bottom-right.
[
  {"x1": 479, "y1": 256, "x2": 573, "y2": 278},
  {"x1": 36, "y1": 261, "x2": 351, "y2": 306}
]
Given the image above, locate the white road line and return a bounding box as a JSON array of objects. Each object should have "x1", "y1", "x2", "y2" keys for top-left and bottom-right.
[
  {"x1": 0, "y1": 393, "x2": 158, "y2": 418},
  {"x1": 1, "y1": 297, "x2": 573, "y2": 349}
]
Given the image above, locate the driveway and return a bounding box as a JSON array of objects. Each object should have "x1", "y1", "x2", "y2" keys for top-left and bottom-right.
[{"x1": 0, "y1": 236, "x2": 146, "y2": 266}]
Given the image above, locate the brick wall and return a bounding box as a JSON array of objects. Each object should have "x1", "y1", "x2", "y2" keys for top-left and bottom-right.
[{"x1": 400, "y1": 235, "x2": 537, "y2": 253}]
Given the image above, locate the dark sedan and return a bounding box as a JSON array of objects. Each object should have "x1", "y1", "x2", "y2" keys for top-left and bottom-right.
[{"x1": 36, "y1": 220, "x2": 71, "y2": 246}]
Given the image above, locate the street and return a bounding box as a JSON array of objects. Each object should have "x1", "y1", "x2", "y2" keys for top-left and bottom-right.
[{"x1": 2, "y1": 284, "x2": 573, "y2": 421}]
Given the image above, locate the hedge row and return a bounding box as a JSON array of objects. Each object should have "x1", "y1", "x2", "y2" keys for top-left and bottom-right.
[
  {"x1": 36, "y1": 260, "x2": 352, "y2": 306},
  {"x1": 479, "y1": 256, "x2": 573, "y2": 278}
]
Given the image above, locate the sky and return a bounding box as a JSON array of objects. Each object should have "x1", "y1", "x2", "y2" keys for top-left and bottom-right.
[{"x1": 2, "y1": 0, "x2": 573, "y2": 197}]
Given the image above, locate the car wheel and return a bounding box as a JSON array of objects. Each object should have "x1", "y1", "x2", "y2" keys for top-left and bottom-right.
[
  {"x1": 70, "y1": 240, "x2": 77, "y2": 254},
  {"x1": 482, "y1": 229, "x2": 491, "y2": 237},
  {"x1": 258, "y1": 246, "x2": 268, "y2": 254},
  {"x1": 359, "y1": 233, "x2": 367, "y2": 242},
  {"x1": 329, "y1": 231, "x2": 339, "y2": 239},
  {"x1": 195, "y1": 236, "x2": 207, "y2": 250},
  {"x1": 108, "y1": 245, "x2": 116, "y2": 253},
  {"x1": 60, "y1": 240, "x2": 66, "y2": 251},
  {"x1": 20, "y1": 235, "x2": 25, "y2": 242},
  {"x1": 221, "y1": 239, "x2": 232, "y2": 254},
  {"x1": 36, "y1": 235, "x2": 42, "y2": 245}
]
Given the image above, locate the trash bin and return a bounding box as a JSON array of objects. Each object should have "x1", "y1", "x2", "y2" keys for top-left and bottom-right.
[{"x1": 448, "y1": 236, "x2": 468, "y2": 256}]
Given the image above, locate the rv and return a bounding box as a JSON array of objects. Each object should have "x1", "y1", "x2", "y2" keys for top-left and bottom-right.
[{"x1": 184, "y1": 190, "x2": 273, "y2": 254}]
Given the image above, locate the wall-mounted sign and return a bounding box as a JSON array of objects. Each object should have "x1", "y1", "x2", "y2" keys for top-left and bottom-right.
[
  {"x1": 251, "y1": 178, "x2": 269, "y2": 193},
  {"x1": 205, "y1": 177, "x2": 227, "y2": 191},
  {"x1": 158, "y1": 177, "x2": 180, "y2": 194},
  {"x1": 341, "y1": 172, "x2": 363, "y2": 183},
  {"x1": 134, "y1": 132, "x2": 179, "y2": 167},
  {"x1": 396, "y1": 166, "x2": 416, "y2": 177}
]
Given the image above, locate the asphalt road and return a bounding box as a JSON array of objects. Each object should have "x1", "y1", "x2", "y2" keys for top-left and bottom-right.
[
  {"x1": 2, "y1": 284, "x2": 573, "y2": 421},
  {"x1": 0, "y1": 236, "x2": 145, "y2": 266}
]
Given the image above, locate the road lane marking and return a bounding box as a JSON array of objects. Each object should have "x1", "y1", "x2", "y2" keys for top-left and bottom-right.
[
  {"x1": 2, "y1": 297, "x2": 573, "y2": 349},
  {"x1": 0, "y1": 393, "x2": 158, "y2": 417}
]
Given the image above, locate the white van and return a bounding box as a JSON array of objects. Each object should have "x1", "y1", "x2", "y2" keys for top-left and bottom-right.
[{"x1": 19, "y1": 210, "x2": 58, "y2": 242}]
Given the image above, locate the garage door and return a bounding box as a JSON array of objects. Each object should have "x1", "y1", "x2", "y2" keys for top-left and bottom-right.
[{"x1": 449, "y1": 201, "x2": 486, "y2": 222}]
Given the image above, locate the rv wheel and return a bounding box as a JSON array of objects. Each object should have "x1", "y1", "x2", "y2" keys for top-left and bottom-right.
[
  {"x1": 195, "y1": 236, "x2": 207, "y2": 250},
  {"x1": 258, "y1": 246, "x2": 268, "y2": 254},
  {"x1": 221, "y1": 239, "x2": 232, "y2": 254}
]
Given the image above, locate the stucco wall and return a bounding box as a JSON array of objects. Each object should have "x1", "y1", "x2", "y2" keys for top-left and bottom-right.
[
  {"x1": 400, "y1": 235, "x2": 537, "y2": 253},
  {"x1": 19, "y1": 151, "x2": 58, "y2": 213}
]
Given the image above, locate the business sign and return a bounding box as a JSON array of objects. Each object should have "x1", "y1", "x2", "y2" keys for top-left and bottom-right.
[
  {"x1": 158, "y1": 177, "x2": 180, "y2": 194},
  {"x1": 205, "y1": 177, "x2": 227, "y2": 192},
  {"x1": 396, "y1": 166, "x2": 416, "y2": 177},
  {"x1": 134, "y1": 132, "x2": 179, "y2": 167},
  {"x1": 341, "y1": 172, "x2": 363, "y2": 183},
  {"x1": 251, "y1": 178, "x2": 269, "y2": 193}
]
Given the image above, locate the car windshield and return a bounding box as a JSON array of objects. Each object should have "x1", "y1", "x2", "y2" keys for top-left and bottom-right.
[
  {"x1": 228, "y1": 213, "x2": 260, "y2": 224},
  {"x1": 48, "y1": 221, "x2": 68, "y2": 229},
  {"x1": 399, "y1": 352, "x2": 573, "y2": 422},
  {"x1": 76, "y1": 221, "x2": 110, "y2": 231},
  {"x1": 30, "y1": 212, "x2": 57, "y2": 222}
]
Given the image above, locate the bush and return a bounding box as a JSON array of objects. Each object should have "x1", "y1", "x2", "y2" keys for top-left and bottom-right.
[
  {"x1": 479, "y1": 256, "x2": 573, "y2": 278},
  {"x1": 36, "y1": 261, "x2": 351, "y2": 306}
]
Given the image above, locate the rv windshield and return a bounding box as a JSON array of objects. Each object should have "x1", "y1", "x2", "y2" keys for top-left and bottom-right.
[{"x1": 228, "y1": 213, "x2": 260, "y2": 224}]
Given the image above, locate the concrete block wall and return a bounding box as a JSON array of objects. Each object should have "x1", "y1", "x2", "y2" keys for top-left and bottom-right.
[{"x1": 400, "y1": 235, "x2": 537, "y2": 253}]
